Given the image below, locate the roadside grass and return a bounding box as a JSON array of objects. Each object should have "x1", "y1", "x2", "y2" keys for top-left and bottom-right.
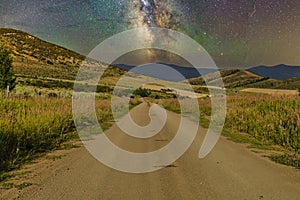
[
  {"x1": 0, "y1": 97, "x2": 74, "y2": 177},
  {"x1": 0, "y1": 95, "x2": 141, "y2": 181},
  {"x1": 0, "y1": 182, "x2": 33, "y2": 190},
  {"x1": 225, "y1": 94, "x2": 299, "y2": 153},
  {"x1": 269, "y1": 154, "x2": 300, "y2": 169},
  {"x1": 222, "y1": 130, "x2": 284, "y2": 151},
  {"x1": 46, "y1": 155, "x2": 64, "y2": 161},
  {"x1": 222, "y1": 94, "x2": 300, "y2": 169},
  {"x1": 154, "y1": 97, "x2": 212, "y2": 128},
  {"x1": 155, "y1": 93, "x2": 300, "y2": 169}
]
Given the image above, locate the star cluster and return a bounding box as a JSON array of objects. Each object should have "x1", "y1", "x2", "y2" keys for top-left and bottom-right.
[{"x1": 1, "y1": 0, "x2": 299, "y2": 67}]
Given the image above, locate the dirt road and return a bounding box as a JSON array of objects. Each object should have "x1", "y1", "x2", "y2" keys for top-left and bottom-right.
[{"x1": 1, "y1": 103, "x2": 300, "y2": 200}]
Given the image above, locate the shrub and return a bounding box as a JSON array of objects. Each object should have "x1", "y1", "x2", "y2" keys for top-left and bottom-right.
[{"x1": 133, "y1": 88, "x2": 151, "y2": 97}]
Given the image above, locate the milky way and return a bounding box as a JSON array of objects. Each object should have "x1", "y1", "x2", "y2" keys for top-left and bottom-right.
[
  {"x1": 125, "y1": 0, "x2": 181, "y2": 29},
  {"x1": 1, "y1": 0, "x2": 300, "y2": 67}
]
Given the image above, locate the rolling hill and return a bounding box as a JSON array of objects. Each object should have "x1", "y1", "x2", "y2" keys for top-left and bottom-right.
[
  {"x1": 0, "y1": 28, "x2": 127, "y2": 96},
  {"x1": 2, "y1": 28, "x2": 299, "y2": 94},
  {"x1": 187, "y1": 69, "x2": 265, "y2": 87},
  {"x1": 0, "y1": 28, "x2": 84, "y2": 80},
  {"x1": 186, "y1": 69, "x2": 300, "y2": 90}
]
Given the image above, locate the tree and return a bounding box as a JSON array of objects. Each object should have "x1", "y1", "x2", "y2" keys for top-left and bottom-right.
[{"x1": 0, "y1": 47, "x2": 16, "y2": 96}]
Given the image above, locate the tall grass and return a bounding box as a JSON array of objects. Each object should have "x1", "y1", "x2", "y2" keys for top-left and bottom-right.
[
  {"x1": 154, "y1": 97, "x2": 212, "y2": 127},
  {"x1": 0, "y1": 97, "x2": 73, "y2": 174},
  {"x1": 225, "y1": 94, "x2": 300, "y2": 153},
  {"x1": 0, "y1": 96, "x2": 140, "y2": 176},
  {"x1": 156, "y1": 94, "x2": 300, "y2": 153}
]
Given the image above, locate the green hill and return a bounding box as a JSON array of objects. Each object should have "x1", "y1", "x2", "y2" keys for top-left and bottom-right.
[
  {"x1": 0, "y1": 28, "x2": 85, "y2": 80},
  {"x1": 187, "y1": 69, "x2": 300, "y2": 90},
  {"x1": 0, "y1": 28, "x2": 84, "y2": 66},
  {"x1": 0, "y1": 28, "x2": 126, "y2": 96}
]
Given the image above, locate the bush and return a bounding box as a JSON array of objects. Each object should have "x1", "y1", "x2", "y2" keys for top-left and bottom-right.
[{"x1": 133, "y1": 88, "x2": 151, "y2": 97}]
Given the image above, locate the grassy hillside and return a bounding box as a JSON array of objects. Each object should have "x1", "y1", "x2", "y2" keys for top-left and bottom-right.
[
  {"x1": 187, "y1": 68, "x2": 300, "y2": 90},
  {"x1": 0, "y1": 29, "x2": 84, "y2": 66},
  {"x1": 245, "y1": 77, "x2": 300, "y2": 90},
  {"x1": 0, "y1": 28, "x2": 83, "y2": 79},
  {"x1": 0, "y1": 28, "x2": 127, "y2": 96},
  {"x1": 187, "y1": 69, "x2": 263, "y2": 87}
]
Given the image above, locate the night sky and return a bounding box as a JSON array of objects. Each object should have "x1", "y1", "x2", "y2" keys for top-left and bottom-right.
[{"x1": 1, "y1": 0, "x2": 299, "y2": 68}]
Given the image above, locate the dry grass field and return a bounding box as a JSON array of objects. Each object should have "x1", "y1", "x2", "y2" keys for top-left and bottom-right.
[{"x1": 240, "y1": 88, "x2": 298, "y2": 95}]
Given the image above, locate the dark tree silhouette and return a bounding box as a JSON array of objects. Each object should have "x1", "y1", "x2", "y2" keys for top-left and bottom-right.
[{"x1": 0, "y1": 47, "x2": 16, "y2": 96}]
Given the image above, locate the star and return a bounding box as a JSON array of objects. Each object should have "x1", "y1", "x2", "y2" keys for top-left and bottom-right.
[{"x1": 0, "y1": 0, "x2": 299, "y2": 67}]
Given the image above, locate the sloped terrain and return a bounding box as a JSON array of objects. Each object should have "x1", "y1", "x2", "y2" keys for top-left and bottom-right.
[
  {"x1": 187, "y1": 69, "x2": 300, "y2": 90},
  {"x1": 0, "y1": 28, "x2": 128, "y2": 96},
  {"x1": 187, "y1": 69, "x2": 265, "y2": 87},
  {"x1": 0, "y1": 28, "x2": 83, "y2": 80}
]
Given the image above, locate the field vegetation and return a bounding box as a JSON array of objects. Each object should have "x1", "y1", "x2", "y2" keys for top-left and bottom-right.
[
  {"x1": 155, "y1": 93, "x2": 300, "y2": 168},
  {"x1": 0, "y1": 96, "x2": 141, "y2": 179},
  {"x1": 0, "y1": 29, "x2": 144, "y2": 180},
  {"x1": 225, "y1": 94, "x2": 299, "y2": 153},
  {"x1": 0, "y1": 97, "x2": 74, "y2": 179}
]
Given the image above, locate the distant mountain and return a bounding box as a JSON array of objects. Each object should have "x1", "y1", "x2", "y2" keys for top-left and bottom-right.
[
  {"x1": 248, "y1": 64, "x2": 300, "y2": 79},
  {"x1": 115, "y1": 63, "x2": 217, "y2": 82}
]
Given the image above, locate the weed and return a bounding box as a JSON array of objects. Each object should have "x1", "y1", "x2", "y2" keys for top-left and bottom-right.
[{"x1": 269, "y1": 154, "x2": 300, "y2": 169}]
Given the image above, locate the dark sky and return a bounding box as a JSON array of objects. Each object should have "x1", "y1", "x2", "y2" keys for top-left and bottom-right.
[{"x1": 1, "y1": 0, "x2": 299, "y2": 68}]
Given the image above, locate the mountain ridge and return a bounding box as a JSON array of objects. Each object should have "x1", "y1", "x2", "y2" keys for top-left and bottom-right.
[{"x1": 248, "y1": 64, "x2": 300, "y2": 79}]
